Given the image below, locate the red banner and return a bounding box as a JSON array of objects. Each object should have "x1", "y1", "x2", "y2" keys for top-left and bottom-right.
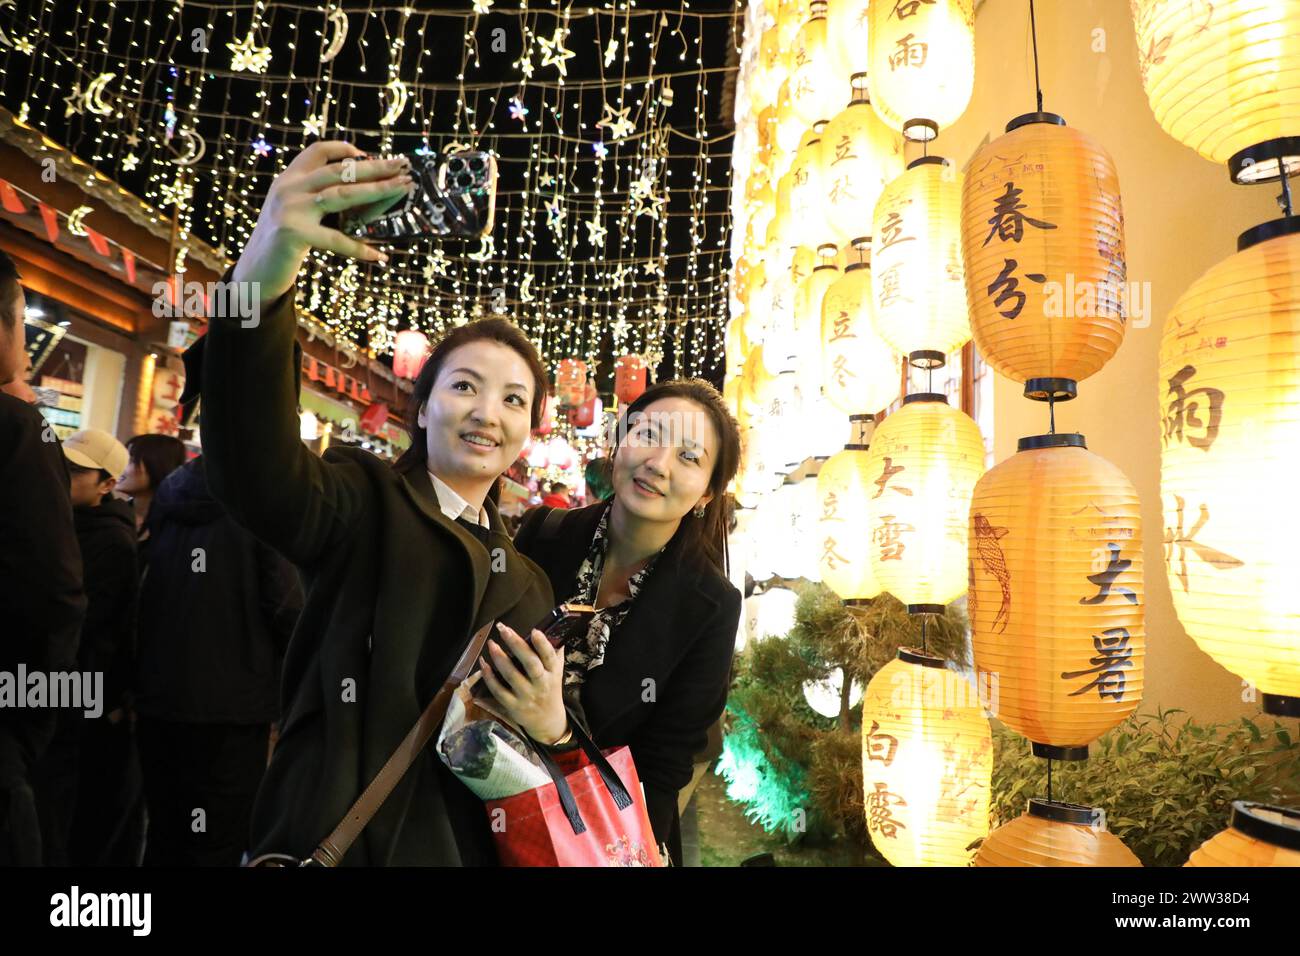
[
  {"x1": 121, "y1": 248, "x2": 136, "y2": 284},
  {"x1": 0, "y1": 180, "x2": 27, "y2": 214},
  {"x1": 85, "y1": 227, "x2": 111, "y2": 257},
  {"x1": 37, "y1": 202, "x2": 59, "y2": 243}
]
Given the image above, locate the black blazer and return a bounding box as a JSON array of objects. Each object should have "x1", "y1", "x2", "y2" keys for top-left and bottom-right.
[{"x1": 514, "y1": 502, "x2": 740, "y2": 862}]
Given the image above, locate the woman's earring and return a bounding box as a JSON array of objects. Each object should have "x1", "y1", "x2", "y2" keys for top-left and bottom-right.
[{"x1": 693, "y1": 505, "x2": 706, "y2": 518}]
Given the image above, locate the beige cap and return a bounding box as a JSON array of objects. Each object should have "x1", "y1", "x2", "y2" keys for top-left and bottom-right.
[{"x1": 63, "y1": 428, "x2": 130, "y2": 478}]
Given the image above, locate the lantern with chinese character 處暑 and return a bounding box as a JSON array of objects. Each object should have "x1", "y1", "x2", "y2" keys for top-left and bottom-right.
[
  {"x1": 1131, "y1": 0, "x2": 1300, "y2": 184},
  {"x1": 1159, "y1": 219, "x2": 1300, "y2": 716},
  {"x1": 614, "y1": 355, "x2": 648, "y2": 405},
  {"x1": 392, "y1": 329, "x2": 431, "y2": 380},
  {"x1": 787, "y1": 2, "x2": 840, "y2": 130},
  {"x1": 961, "y1": 114, "x2": 1126, "y2": 401},
  {"x1": 970, "y1": 432, "x2": 1144, "y2": 760},
  {"x1": 865, "y1": 394, "x2": 985, "y2": 612},
  {"x1": 868, "y1": 0, "x2": 975, "y2": 142},
  {"x1": 826, "y1": 0, "x2": 870, "y2": 82},
  {"x1": 973, "y1": 800, "x2": 1142, "y2": 867},
  {"x1": 821, "y1": 252, "x2": 900, "y2": 418},
  {"x1": 871, "y1": 157, "x2": 971, "y2": 364},
  {"x1": 821, "y1": 76, "x2": 906, "y2": 249},
  {"x1": 861, "y1": 648, "x2": 993, "y2": 867},
  {"x1": 816, "y1": 430, "x2": 880, "y2": 602},
  {"x1": 555, "y1": 358, "x2": 588, "y2": 407},
  {"x1": 1185, "y1": 802, "x2": 1300, "y2": 867}
]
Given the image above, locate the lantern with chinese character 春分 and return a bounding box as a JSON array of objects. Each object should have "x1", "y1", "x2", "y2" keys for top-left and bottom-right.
[
  {"x1": 969, "y1": 433, "x2": 1145, "y2": 760},
  {"x1": 868, "y1": 0, "x2": 975, "y2": 142},
  {"x1": 820, "y1": 252, "x2": 900, "y2": 418},
  {"x1": 1185, "y1": 802, "x2": 1300, "y2": 867},
  {"x1": 820, "y1": 76, "x2": 906, "y2": 249},
  {"x1": 973, "y1": 800, "x2": 1142, "y2": 867},
  {"x1": 614, "y1": 355, "x2": 648, "y2": 405},
  {"x1": 816, "y1": 431, "x2": 880, "y2": 602},
  {"x1": 555, "y1": 358, "x2": 588, "y2": 406},
  {"x1": 393, "y1": 329, "x2": 431, "y2": 380}
]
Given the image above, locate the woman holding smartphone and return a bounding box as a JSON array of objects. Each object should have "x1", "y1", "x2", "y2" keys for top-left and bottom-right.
[
  {"x1": 198, "y1": 141, "x2": 556, "y2": 865},
  {"x1": 495, "y1": 380, "x2": 742, "y2": 865}
]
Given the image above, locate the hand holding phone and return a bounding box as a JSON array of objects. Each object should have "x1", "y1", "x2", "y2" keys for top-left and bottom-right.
[{"x1": 341, "y1": 148, "x2": 497, "y2": 244}]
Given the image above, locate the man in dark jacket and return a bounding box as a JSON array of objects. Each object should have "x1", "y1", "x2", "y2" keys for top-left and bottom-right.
[{"x1": 134, "y1": 454, "x2": 302, "y2": 866}]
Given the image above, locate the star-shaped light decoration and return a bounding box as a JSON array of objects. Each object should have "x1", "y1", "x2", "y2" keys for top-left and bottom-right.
[
  {"x1": 537, "y1": 28, "x2": 575, "y2": 77},
  {"x1": 642, "y1": 259, "x2": 663, "y2": 277},
  {"x1": 604, "y1": 39, "x2": 619, "y2": 67},
  {"x1": 124, "y1": 130, "x2": 141, "y2": 148},
  {"x1": 472, "y1": 0, "x2": 494, "y2": 12},
  {"x1": 592, "y1": 139, "x2": 608, "y2": 159},
  {"x1": 228, "y1": 31, "x2": 273, "y2": 74},
  {"x1": 121, "y1": 153, "x2": 140, "y2": 171},
  {"x1": 508, "y1": 96, "x2": 528, "y2": 123},
  {"x1": 585, "y1": 218, "x2": 607, "y2": 247},
  {"x1": 63, "y1": 84, "x2": 86, "y2": 118},
  {"x1": 422, "y1": 249, "x2": 449, "y2": 282},
  {"x1": 610, "y1": 316, "x2": 631, "y2": 341},
  {"x1": 544, "y1": 196, "x2": 566, "y2": 230},
  {"x1": 539, "y1": 171, "x2": 557, "y2": 188},
  {"x1": 517, "y1": 54, "x2": 535, "y2": 79},
  {"x1": 596, "y1": 103, "x2": 634, "y2": 141},
  {"x1": 14, "y1": 37, "x2": 35, "y2": 55},
  {"x1": 251, "y1": 136, "x2": 273, "y2": 157},
  {"x1": 159, "y1": 176, "x2": 194, "y2": 209},
  {"x1": 303, "y1": 110, "x2": 328, "y2": 138},
  {"x1": 633, "y1": 190, "x2": 665, "y2": 221}
]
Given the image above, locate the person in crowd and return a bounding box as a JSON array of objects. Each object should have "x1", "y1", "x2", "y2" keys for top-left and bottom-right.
[
  {"x1": 507, "y1": 379, "x2": 742, "y2": 865},
  {"x1": 116, "y1": 433, "x2": 187, "y2": 556},
  {"x1": 582, "y1": 456, "x2": 613, "y2": 504},
  {"x1": 0, "y1": 350, "x2": 36, "y2": 403},
  {"x1": 196, "y1": 142, "x2": 554, "y2": 865},
  {"x1": 540, "y1": 481, "x2": 571, "y2": 510},
  {"x1": 0, "y1": 250, "x2": 86, "y2": 865}
]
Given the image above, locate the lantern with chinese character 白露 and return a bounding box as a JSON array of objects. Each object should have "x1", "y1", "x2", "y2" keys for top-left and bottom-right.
[
  {"x1": 871, "y1": 157, "x2": 971, "y2": 364},
  {"x1": 865, "y1": 394, "x2": 985, "y2": 613},
  {"x1": 961, "y1": 114, "x2": 1126, "y2": 402},
  {"x1": 821, "y1": 251, "x2": 901, "y2": 418},
  {"x1": 868, "y1": 0, "x2": 975, "y2": 142},
  {"x1": 1159, "y1": 218, "x2": 1300, "y2": 716},
  {"x1": 1132, "y1": 0, "x2": 1300, "y2": 185},
  {"x1": 1186, "y1": 802, "x2": 1300, "y2": 867},
  {"x1": 614, "y1": 355, "x2": 648, "y2": 405},
  {"x1": 970, "y1": 433, "x2": 1144, "y2": 760},
  {"x1": 821, "y1": 76, "x2": 906, "y2": 249},
  {"x1": 861, "y1": 649, "x2": 993, "y2": 867},
  {"x1": 826, "y1": 0, "x2": 870, "y2": 82},
  {"x1": 816, "y1": 422, "x2": 880, "y2": 602},
  {"x1": 787, "y1": 2, "x2": 840, "y2": 130},
  {"x1": 555, "y1": 358, "x2": 588, "y2": 407},
  {"x1": 392, "y1": 329, "x2": 431, "y2": 380},
  {"x1": 974, "y1": 800, "x2": 1142, "y2": 867}
]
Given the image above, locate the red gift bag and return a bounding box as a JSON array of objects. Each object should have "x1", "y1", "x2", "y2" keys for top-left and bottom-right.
[{"x1": 487, "y1": 718, "x2": 665, "y2": 867}]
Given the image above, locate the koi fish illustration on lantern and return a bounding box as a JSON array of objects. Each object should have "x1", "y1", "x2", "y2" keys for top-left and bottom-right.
[{"x1": 971, "y1": 514, "x2": 1011, "y2": 635}]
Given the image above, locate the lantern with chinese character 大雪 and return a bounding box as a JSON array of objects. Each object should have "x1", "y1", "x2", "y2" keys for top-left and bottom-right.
[
  {"x1": 970, "y1": 432, "x2": 1144, "y2": 760},
  {"x1": 393, "y1": 329, "x2": 431, "y2": 380},
  {"x1": 1185, "y1": 802, "x2": 1300, "y2": 867},
  {"x1": 614, "y1": 355, "x2": 648, "y2": 405},
  {"x1": 555, "y1": 358, "x2": 588, "y2": 407},
  {"x1": 961, "y1": 114, "x2": 1126, "y2": 402},
  {"x1": 821, "y1": 75, "x2": 906, "y2": 249},
  {"x1": 861, "y1": 648, "x2": 993, "y2": 867},
  {"x1": 868, "y1": 0, "x2": 975, "y2": 142},
  {"x1": 974, "y1": 800, "x2": 1141, "y2": 867},
  {"x1": 1159, "y1": 218, "x2": 1300, "y2": 716},
  {"x1": 821, "y1": 251, "x2": 900, "y2": 418}
]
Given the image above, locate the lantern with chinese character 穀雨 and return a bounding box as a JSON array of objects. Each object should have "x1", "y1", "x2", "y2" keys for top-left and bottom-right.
[
  {"x1": 555, "y1": 358, "x2": 588, "y2": 407},
  {"x1": 970, "y1": 433, "x2": 1144, "y2": 760},
  {"x1": 868, "y1": 0, "x2": 975, "y2": 142},
  {"x1": 1185, "y1": 802, "x2": 1300, "y2": 867},
  {"x1": 861, "y1": 649, "x2": 993, "y2": 867},
  {"x1": 820, "y1": 75, "x2": 906, "y2": 249},
  {"x1": 1159, "y1": 218, "x2": 1300, "y2": 716},
  {"x1": 820, "y1": 251, "x2": 900, "y2": 418},
  {"x1": 974, "y1": 800, "x2": 1141, "y2": 867},
  {"x1": 392, "y1": 329, "x2": 431, "y2": 380},
  {"x1": 817, "y1": 430, "x2": 881, "y2": 603}
]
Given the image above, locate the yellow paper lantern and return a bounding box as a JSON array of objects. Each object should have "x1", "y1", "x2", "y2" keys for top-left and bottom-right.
[
  {"x1": 743, "y1": 258, "x2": 770, "y2": 345},
  {"x1": 861, "y1": 649, "x2": 993, "y2": 867},
  {"x1": 821, "y1": 80, "x2": 906, "y2": 248},
  {"x1": 826, "y1": 0, "x2": 871, "y2": 82},
  {"x1": 788, "y1": 2, "x2": 840, "y2": 129},
  {"x1": 871, "y1": 156, "x2": 971, "y2": 362},
  {"x1": 762, "y1": 264, "x2": 798, "y2": 376},
  {"x1": 774, "y1": 78, "x2": 806, "y2": 156},
  {"x1": 788, "y1": 126, "x2": 830, "y2": 249},
  {"x1": 868, "y1": 0, "x2": 975, "y2": 141},
  {"x1": 795, "y1": 253, "x2": 840, "y2": 386},
  {"x1": 751, "y1": 26, "x2": 786, "y2": 116},
  {"x1": 961, "y1": 114, "x2": 1127, "y2": 398},
  {"x1": 1186, "y1": 802, "x2": 1300, "y2": 867},
  {"x1": 865, "y1": 394, "x2": 985, "y2": 610},
  {"x1": 1159, "y1": 220, "x2": 1300, "y2": 715},
  {"x1": 974, "y1": 800, "x2": 1142, "y2": 867},
  {"x1": 775, "y1": 0, "x2": 805, "y2": 62},
  {"x1": 741, "y1": 344, "x2": 777, "y2": 416},
  {"x1": 756, "y1": 105, "x2": 780, "y2": 172},
  {"x1": 817, "y1": 440, "x2": 882, "y2": 602},
  {"x1": 1132, "y1": 0, "x2": 1300, "y2": 182},
  {"x1": 821, "y1": 255, "x2": 901, "y2": 417},
  {"x1": 724, "y1": 318, "x2": 747, "y2": 380},
  {"x1": 970, "y1": 433, "x2": 1144, "y2": 759}
]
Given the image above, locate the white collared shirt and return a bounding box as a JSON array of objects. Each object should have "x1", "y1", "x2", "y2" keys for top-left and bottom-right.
[{"x1": 427, "y1": 469, "x2": 490, "y2": 529}]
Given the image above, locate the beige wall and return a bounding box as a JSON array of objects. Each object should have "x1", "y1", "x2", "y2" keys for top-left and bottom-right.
[{"x1": 933, "y1": 0, "x2": 1281, "y2": 724}]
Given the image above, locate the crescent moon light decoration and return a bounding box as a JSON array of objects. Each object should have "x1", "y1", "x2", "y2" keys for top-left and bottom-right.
[
  {"x1": 378, "y1": 79, "x2": 408, "y2": 127},
  {"x1": 85, "y1": 72, "x2": 116, "y2": 117},
  {"x1": 66, "y1": 205, "x2": 93, "y2": 236},
  {"x1": 172, "y1": 128, "x2": 206, "y2": 166},
  {"x1": 321, "y1": 9, "x2": 348, "y2": 63}
]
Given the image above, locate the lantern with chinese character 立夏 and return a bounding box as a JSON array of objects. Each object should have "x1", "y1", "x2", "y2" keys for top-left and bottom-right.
[
  {"x1": 821, "y1": 75, "x2": 906, "y2": 249},
  {"x1": 861, "y1": 649, "x2": 993, "y2": 867},
  {"x1": 1131, "y1": 0, "x2": 1300, "y2": 184},
  {"x1": 1186, "y1": 802, "x2": 1300, "y2": 867},
  {"x1": 961, "y1": 114, "x2": 1126, "y2": 402},
  {"x1": 555, "y1": 358, "x2": 588, "y2": 406},
  {"x1": 820, "y1": 250, "x2": 900, "y2": 418},
  {"x1": 826, "y1": 0, "x2": 870, "y2": 82},
  {"x1": 787, "y1": 2, "x2": 840, "y2": 130},
  {"x1": 816, "y1": 418, "x2": 879, "y2": 602},
  {"x1": 871, "y1": 157, "x2": 971, "y2": 364},
  {"x1": 973, "y1": 800, "x2": 1142, "y2": 867},
  {"x1": 392, "y1": 329, "x2": 431, "y2": 380},
  {"x1": 865, "y1": 394, "x2": 985, "y2": 613},
  {"x1": 969, "y1": 433, "x2": 1144, "y2": 760},
  {"x1": 868, "y1": 0, "x2": 975, "y2": 142},
  {"x1": 614, "y1": 355, "x2": 648, "y2": 405},
  {"x1": 1159, "y1": 219, "x2": 1300, "y2": 716}
]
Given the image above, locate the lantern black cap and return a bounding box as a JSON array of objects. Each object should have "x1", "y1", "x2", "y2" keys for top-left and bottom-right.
[
  {"x1": 907, "y1": 156, "x2": 950, "y2": 171},
  {"x1": 1018, "y1": 432, "x2": 1087, "y2": 452},
  {"x1": 1262, "y1": 692, "x2": 1300, "y2": 717},
  {"x1": 897, "y1": 646, "x2": 947, "y2": 669},
  {"x1": 1238, "y1": 215, "x2": 1300, "y2": 252},
  {"x1": 908, "y1": 349, "x2": 946, "y2": 369},
  {"x1": 902, "y1": 118, "x2": 939, "y2": 142},
  {"x1": 1006, "y1": 111, "x2": 1066, "y2": 132},
  {"x1": 1024, "y1": 377, "x2": 1077, "y2": 402},
  {"x1": 1229, "y1": 801, "x2": 1300, "y2": 852},
  {"x1": 1031, "y1": 741, "x2": 1089, "y2": 761},
  {"x1": 1027, "y1": 799, "x2": 1099, "y2": 826},
  {"x1": 903, "y1": 392, "x2": 947, "y2": 405},
  {"x1": 1228, "y1": 136, "x2": 1300, "y2": 186}
]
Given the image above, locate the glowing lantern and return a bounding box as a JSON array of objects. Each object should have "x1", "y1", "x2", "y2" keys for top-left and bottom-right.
[
  {"x1": 788, "y1": 2, "x2": 840, "y2": 129},
  {"x1": 567, "y1": 387, "x2": 598, "y2": 428},
  {"x1": 299, "y1": 410, "x2": 321, "y2": 442},
  {"x1": 756, "y1": 105, "x2": 780, "y2": 175},
  {"x1": 774, "y1": 78, "x2": 805, "y2": 156},
  {"x1": 871, "y1": 157, "x2": 971, "y2": 362},
  {"x1": 751, "y1": 26, "x2": 786, "y2": 116},
  {"x1": 751, "y1": 586, "x2": 798, "y2": 641},
  {"x1": 725, "y1": 320, "x2": 746, "y2": 380},
  {"x1": 1159, "y1": 220, "x2": 1300, "y2": 715},
  {"x1": 795, "y1": 253, "x2": 840, "y2": 386},
  {"x1": 821, "y1": 78, "x2": 906, "y2": 248},
  {"x1": 868, "y1": 0, "x2": 975, "y2": 141},
  {"x1": 804, "y1": 387, "x2": 849, "y2": 461},
  {"x1": 1186, "y1": 802, "x2": 1300, "y2": 867},
  {"x1": 970, "y1": 433, "x2": 1144, "y2": 759},
  {"x1": 613, "y1": 354, "x2": 648, "y2": 405},
  {"x1": 821, "y1": 255, "x2": 901, "y2": 417},
  {"x1": 865, "y1": 394, "x2": 984, "y2": 611},
  {"x1": 744, "y1": 258, "x2": 771, "y2": 345},
  {"x1": 861, "y1": 649, "x2": 993, "y2": 867},
  {"x1": 741, "y1": 345, "x2": 777, "y2": 417},
  {"x1": 555, "y1": 358, "x2": 587, "y2": 406},
  {"x1": 534, "y1": 392, "x2": 555, "y2": 435},
  {"x1": 775, "y1": 0, "x2": 805, "y2": 67},
  {"x1": 961, "y1": 114, "x2": 1126, "y2": 399},
  {"x1": 803, "y1": 667, "x2": 862, "y2": 719},
  {"x1": 826, "y1": 0, "x2": 871, "y2": 82},
  {"x1": 392, "y1": 329, "x2": 431, "y2": 380},
  {"x1": 816, "y1": 437, "x2": 882, "y2": 602},
  {"x1": 788, "y1": 127, "x2": 830, "y2": 249},
  {"x1": 974, "y1": 800, "x2": 1142, "y2": 867}
]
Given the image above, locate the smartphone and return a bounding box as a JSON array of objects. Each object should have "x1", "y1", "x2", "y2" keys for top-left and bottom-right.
[
  {"x1": 474, "y1": 604, "x2": 596, "y2": 698},
  {"x1": 341, "y1": 148, "x2": 497, "y2": 244}
]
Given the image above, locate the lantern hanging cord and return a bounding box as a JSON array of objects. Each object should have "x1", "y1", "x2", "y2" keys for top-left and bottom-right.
[
  {"x1": 1048, "y1": 393, "x2": 1057, "y2": 434},
  {"x1": 921, "y1": 615, "x2": 927, "y2": 654},
  {"x1": 1046, "y1": 758, "x2": 1053, "y2": 803},
  {"x1": 1280, "y1": 167, "x2": 1294, "y2": 218},
  {"x1": 1029, "y1": 0, "x2": 1044, "y2": 114}
]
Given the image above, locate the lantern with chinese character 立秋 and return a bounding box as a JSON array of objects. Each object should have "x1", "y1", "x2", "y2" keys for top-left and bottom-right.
[
  {"x1": 1185, "y1": 802, "x2": 1300, "y2": 867},
  {"x1": 868, "y1": 0, "x2": 975, "y2": 142},
  {"x1": 861, "y1": 648, "x2": 993, "y2": 867},
  {"x1": 961, "y1": 114, "x2": 1126, "y2": 402},
  {"x1": 970, "y1": 433, "x2": 1144, "y2": 760},
  {"x1": 865, "y1": 394, "x2": 985, "y2": 613},
  {"x1": 392, "y1": 329, "x2": 431, "y2": 380},
  {"x1": 1159, "y1": 218, "x2": 1300, "y2": 716},
  {"x1": 821, "y1": 75, "x2": 906, "y2": 250},
  {"x1": 555, "y1": 358, "x2": 588, "y2": 407},
  {"x1": 787, "y1": 2, "x2": 840, "y2": 130},
  {"x1": 973, "y1": 800, "x2": 1142, "y2": 867},
  {"x1": 826, "y1": 0, "x2": 870, "y2": 82},
  {"x1": 614, "y1": 355, "x2": 648, "y2": 405},
  {"x1": 871, "y1": 157, "x2": 971, "y2": 365},
  {"x1": 816, "y1": 428, "x2": 880, "y2": 602},
  {"x1": 1131, "y1": 0, "x2": 1300, "y2": 185},
  {"x1": 820, "y1": 250, "x2": 900, "y2": 418}
]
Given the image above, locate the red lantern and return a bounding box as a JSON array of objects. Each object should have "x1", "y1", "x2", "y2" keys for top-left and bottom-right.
[
  {"x1": 568, "y1": 385, "x2": 599, "y2": 428},
  {"x1": 534, "y1": 392, "x2": 554, "y2": 436},
  {"x1": 556, "y1": 358, "x2": 588, "y2": 406},
  {"x1": 393, "y1": 330, "x2": 431, "y2": 380},
  {"x1": 614, "y1": 355, "x2": 648, "y2": 404},
  {"x1": 360, "y1": 401, "x2": 389, "y2": 435}
]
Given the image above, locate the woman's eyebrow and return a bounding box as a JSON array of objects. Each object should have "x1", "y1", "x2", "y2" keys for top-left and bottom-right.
[{"x1": 447, "y1": 367, "x2": 529, "y2": 391}]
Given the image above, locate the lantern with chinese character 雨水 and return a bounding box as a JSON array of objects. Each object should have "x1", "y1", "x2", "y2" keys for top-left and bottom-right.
[
  {"x1": 820, "y1": 251, "x2": 900, "y2": 418},
  {"x1": 555, "y1": 358, "x2": 588, "y2": 407},
  {"x1": 868, "y1": 0, "x2": 975, "y2": 142},
  {"x1": 1185, "y1": 802, "x2": 1300, "y2": 867},
  {"x1": 392, "y1": 329, "x2": 431, "y2": 380},
  {"x1": 820, "y1": 75, "x2": 906, "y2": 249},
  {"x1": 1159, "y1": 218, "x2": 1300, "y2": 716},
  {"x1": 816, "y1": 427, "x2": 880, "y2": 602},
  {"x1": 973, "y1": 800, "x2": 1142, "y2": 867},
  {"x1": 614, "y1": 355, "x2": 648, "y2": 405},
  {"x1": 970, "y1": 433, "x2": 1144, "y2": 760},
  {"x1": 861, "y1": 649, "x2": 993, "y2": 867},
  {"x1": 961, "y1": 114, "x2": 1127, "y2": 401}
]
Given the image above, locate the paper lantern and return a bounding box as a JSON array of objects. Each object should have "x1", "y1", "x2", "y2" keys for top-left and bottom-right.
[
  {"x1": 795, "y1": 255, "x2": 840, "y2": 386},
  {"x1": 533, "y1": 392, "x2": 554, "y2": 436},
  {"x1": 1159, "y1": 220, "x2": 1300, "y2": 715},
  {"x1": 751, "y1": 26, "x2": 786, "y2": 116},
  {"x1": 821, "y1": 258, "x2": 901, "y2": 417},
  {"x1": 756, "y1": 105, "x2": 780, "y2": 175},
  {"x1": 744, "y1": 258, "x2": 771, "y2": 345},
  {"x1": 1132, "y1": 0, "x2": 1300, "y2": 183},
  {"x1": 392, "y1": 329, "x2": 430, "y2": 380},
  {"x1": 974, "y1": 800, "x2": 1142, "y2": 867},
  {"x1": 567, "y1": 387, "x2": 598, "y2": 428},
  {"x1": 1186, "y1": 802, "x2": 1300, "y2": 867},
  {"x1": 788, "y1": 128, "x2": 829, "y2": 250},
  {"x1": 803, "y1": 667, "x2": 862, "y2": 720},
  {"x1": 816, "y1": 441, "x2": 882, "y2": 602},
  {"x1": 613, "y1": 354, "x2": 648, "y2": 405},
  {"x1": 865, "y1": 395, "x2": 985, "y2": 611},
  {"x1": 871, "y1": 157, "x2": 971, "y2": 362},
  {"x1": 359, "y1": 401, "x2": 389, "y2": 436},
  {"x1": 762, "y1": 260, "x2": 800, "y2": 376},
  {"x1": 299, "y1": 410, "x2": 321, "y2": 442},
  {"x1": 868, "y1": 0, "x2": 975, "y2": 141},
  {"x1": 150, "y1": 368, "x2": 185, "y2": 409},
  {"x1": 764, "y1": 370, "x2": 804, "y2": 476},
  {"x1": 555, "y1": 358, "x2": 588, "y2": 406},
  {"x1": 826, "y1": 0, "x2": 871, "y2": 82},
  {"x1": 862, "y1": 649, "x2": 993, "y2": 867},
  {"x1": 741, "y1": 344, "x2": 777, "y2": 416},
  {"x1": 774, "y1": 78, "x2": 806, "y2": 156},
  {"x1": 751, "y1": 586, "x2": 798, "y2": 641},
  {"x1": 787, "y1": 2, "x2": 840, "y2": 129},
  {"x1": 804, "y1": 387, "x2": 849, "y2": 461},
  {"x1": 821, "y1": 81, "x2": 906, "y2": 248},
  {"x1": 970, "y1": 433, "x2": 1144, "y2": 759},
  {"x1": 961, "y1": 114, "x2": 1126, "y2": 398}
]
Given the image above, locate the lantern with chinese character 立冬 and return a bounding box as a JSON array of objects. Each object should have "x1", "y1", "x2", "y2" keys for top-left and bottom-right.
[
  {"x1": 555, "y1": 358, "x2": 588, "y2": 406},
  {"x1": 973, "y1": 800, "x2": 1142, "y2": 867},
  {"x1": 1185, "y1": 802, "x2": 1300, "y2": 867},
  {"x1": 393, "y1": 329, "x2": 431, "y2": 380},
  {"x1": 816, "y1": 431, "x2": 881, "y2": 603},
  {"x1": 820, "y1": 75, "x2": 906, "y2": 249},
  {"x1": 868, "y1": 0, "x2": 975, "y2": 142},
  {"x1": 820, "y1": 249, "x2": 900, "y2": 418},
  {"x1": 614, "y1": 355, "x2": 648, "y2": 405}
]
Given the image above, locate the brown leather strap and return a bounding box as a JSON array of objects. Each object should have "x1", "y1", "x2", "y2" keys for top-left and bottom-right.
[{"x1": 307, "y1": 620, "x2": 496, "y2": 866}]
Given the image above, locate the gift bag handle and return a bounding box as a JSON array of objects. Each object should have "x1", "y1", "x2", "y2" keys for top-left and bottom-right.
[{"x1": 521, "y1": 708, "x2": 633, "y2": 835}]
